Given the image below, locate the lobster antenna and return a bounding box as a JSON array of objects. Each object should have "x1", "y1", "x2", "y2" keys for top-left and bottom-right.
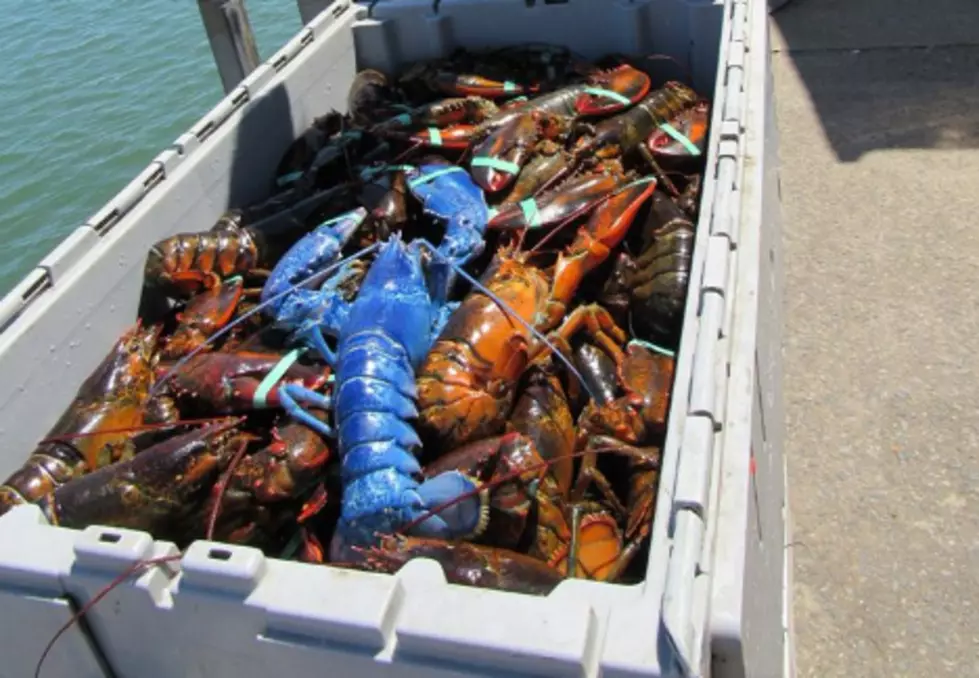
[
  {"x1": 206, "y1": 435, "x2": 254, "y2": 540},
  {"x1": 150, "y1": 242, "x2": 381, "y2": 398},
  {"x1": 35, "y1": 554, "x2": 183, "y2": 678},
  {"x1": 416, "y1": 240, "x2": 599, "y2": 404},
  {"x1": 38, "y1": 416, "x2": 239, "y2": 445}
]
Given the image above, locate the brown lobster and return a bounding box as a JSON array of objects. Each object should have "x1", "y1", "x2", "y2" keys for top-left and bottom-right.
[
  {"x1": 571, "y1": 340, "x2": 675, "y2": 575},
  {"x1": 0, "y1": 323, "x2": 160, "y2": 516},
  {"x1": 204, "y1": 407, "x2": 334, "y2": 555},
  {"x1": 598, "y1": 189, "x2": 695, "y2": 346},
  {"x1": 35, "y1": 419, "x2": 249, "y2": 545},
  {"x1": 155, "y1": 349, "x2": 331, "y2": 416},
  {"x1": 349, "y1": 535, "x2": 564, "y2": 596}
]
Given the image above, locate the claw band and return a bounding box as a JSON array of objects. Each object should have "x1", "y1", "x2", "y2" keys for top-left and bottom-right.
[
  {"x1": 253, "y1": 348, "x2": 305, "y2": 409},
  {"x1": 658, "y1": 123, "x2": 702, "y2": 156},
  {"x1": 407, "y1": 166, "x2": 466, "y2": 188},
  {"x1": 582, "y1": 87, "x2": 632, "y2": 106},
  {"x1": 518, "y1": 198, "x2": 542, "y2": 228},
  {"x1": 619, "y1": 175, "x2": 658, "y2": 192},
  {"x1": 317, "y1": 209, "x2": 365, "y2": 229},
  {"x1": 276, "y1": 170, "x2": 303, "y2": 187},
  {"x1": 628, "y1": 338, "x2": 676, "y2": 358},
  {"x1": 360, "y1": 164, "x2": 413, "y2": 181},
  {"x1": 427, "y1": 127, "x2": 443, "y2": 146},
  {"x1": 471, "y1": 157, "x2": 521, "y2": 175}
]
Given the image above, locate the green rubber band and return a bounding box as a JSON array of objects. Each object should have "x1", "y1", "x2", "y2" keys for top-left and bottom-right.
[
  {"x1": 224, "y1": 275, "x2": 244, "y2": 285},
  {"x1": 276, "y1": 170, "x2": 303, "y2": 187},
  {"x1": 407, "y1": 165, "x2": 465, "y2": 189},
  {"x1": 518, "y1": 198, "x2": 542, "y2": 228},
  {"x1": 253, "y1": 348, "x2": 304, "y2": 409},
  {"x1": 486, "y1": 207, "x2": 499, "y2": 221},
  {"x1": 471, "y1": 156, "x2": 521, "y2": 175},
  {"x1": 619, "y1": 175, "x2": 658, "y2": 192},
  {"x1": 393, "y1": 112, "x2": 412, "y2": 125},
  {"x1": 582, "y1": 87, "x2": 632, "y2": 106},
  {"x1": 629, "y1": 339, "x2": 676, "y2": 359},
  {"x1": 503, "y1": 81, "x2": 518, "y2": 92},
  {"x1": 658, "y1": 123, "x2": 702, "y2": 156},
  {"x1": 359, "y1": 164, "x2": 415, "y2": 181},
  {"x1": 427, "y1": 127, "x2": 443, "y2": 146}
]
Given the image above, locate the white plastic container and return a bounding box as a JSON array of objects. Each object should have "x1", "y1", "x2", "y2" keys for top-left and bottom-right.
[{"x1": 0, "y1": 1, "x2": 789, "y2": 676}]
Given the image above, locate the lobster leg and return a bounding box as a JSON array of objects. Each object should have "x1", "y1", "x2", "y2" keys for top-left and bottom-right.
[
  {"x1": 638, "y1": 144, "x2": 681, "y2": 197},
  {"x1": 545, "y1": 304, "x2": 628, "y2": 366},
  {"x1": 278, "y1": 385, "x2": 334, "y2": 437},
  {"x1": 570, "y1": 434, "x2": 660, "y2": 517}
]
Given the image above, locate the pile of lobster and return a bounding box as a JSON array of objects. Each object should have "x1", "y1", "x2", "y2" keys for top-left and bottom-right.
[{"x1": 1, "y1": 46, "x2": 706, "y2": 596}]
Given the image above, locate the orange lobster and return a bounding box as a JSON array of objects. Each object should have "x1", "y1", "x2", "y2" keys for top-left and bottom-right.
[
  {"x1": 416, "y1": 176, "x2": 658, "y2": 450},
  {"x1": 0, "y1": 323, "x2": 160, "y2": 515}
]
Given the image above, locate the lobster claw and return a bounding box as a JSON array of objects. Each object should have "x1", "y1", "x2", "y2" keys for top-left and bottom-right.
[
  {"x1": 158, "y1": 350, "x2": 332, "y2": 416},
  {"x1": 647, "y1": 100, "x2": 710, "y2": 166},
  {"x1": 471, "y1": 111, "x2": 569, "y2": 194},
  {"x1": 575, "y1": 64, "x2": 651, "y2": 116},
  {"x1": 487, "y1": 173, "x2": 620, "y2": 231},
  {"x1": 161, "y1": 276, "x2": 246, "y2": 360},
  {"x1": 408, "y1": 124, "x2": 479, "y2": 150}
]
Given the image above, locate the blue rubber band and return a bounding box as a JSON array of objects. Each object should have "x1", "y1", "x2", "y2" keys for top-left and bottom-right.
[
  {"x1": 253, "y1": 349, "x2": 305, "y2": 409},
  {"x1": 407, "y1": 165, "x2": 465, "y2": 189},
  {"x1": 629, "y1": 339, "x2": 676, "y2": 359},
  {"x1": 471, "y1": 156, "x2": 521, "y2": 175},
  {"x1": 658, "y1": 123, "x2": 702, "y2": 156},
  {"x1": 518, "y1": 198, "x2": 542, "y2": 228},
  {"x1": 582, "y1": 87, "x2": 632, "y2": 106},
  {"x1": 427, "y1": 127, "x2": 443, "y2": 146},
  {"x1": 276, "y1": 170, "x2": 303, "y2": 187}
]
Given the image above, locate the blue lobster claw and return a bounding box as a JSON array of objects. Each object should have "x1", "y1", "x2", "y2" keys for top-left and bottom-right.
[
  {"x1": 260, "y1": 207, "x2": 367, "y2": 316},
  {"x1": 405, "y1": 163, "x2": 490, "y2": 303}
]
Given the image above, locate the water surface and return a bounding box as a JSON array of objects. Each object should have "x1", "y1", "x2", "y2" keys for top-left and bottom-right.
[{"x1": 0, "y1": 0, "x2": 300, "y2": 294}]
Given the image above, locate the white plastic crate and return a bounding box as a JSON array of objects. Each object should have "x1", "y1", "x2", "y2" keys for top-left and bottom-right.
[{"x1": 0, "y1": 0, "x2": 788, "y2": 676}]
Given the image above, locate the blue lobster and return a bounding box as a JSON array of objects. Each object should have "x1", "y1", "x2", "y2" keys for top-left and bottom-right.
[{"x1": 259, "y1": 163, "x2": 491, "y2": 555}]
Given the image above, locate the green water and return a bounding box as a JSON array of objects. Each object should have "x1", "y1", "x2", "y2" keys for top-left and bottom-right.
[{"x1": 0, "y1": 0, "x2": 302, "y2": 295}]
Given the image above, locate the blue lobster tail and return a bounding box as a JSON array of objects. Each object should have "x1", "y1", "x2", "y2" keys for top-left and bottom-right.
[
  {"x1": 336, "y1": 334, "x2": 417, "y2": 400},
  {"x1": 335, "y1": 376, "x2": 417, "y2": 420},
  {"x1": 341, "y1": 440, "x2": 422, "y2": 481},
  {"x1": 338, "y1": 412, "x2": 421, "y2": 456},
  {"x1": 260, "y1": 206, "x2": 366, "y2": 313}
]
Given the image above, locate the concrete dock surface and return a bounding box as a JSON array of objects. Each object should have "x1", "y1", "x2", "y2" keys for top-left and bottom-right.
[{"x1": 771, "y1": 0, "x2": 979, "y2": 675}]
